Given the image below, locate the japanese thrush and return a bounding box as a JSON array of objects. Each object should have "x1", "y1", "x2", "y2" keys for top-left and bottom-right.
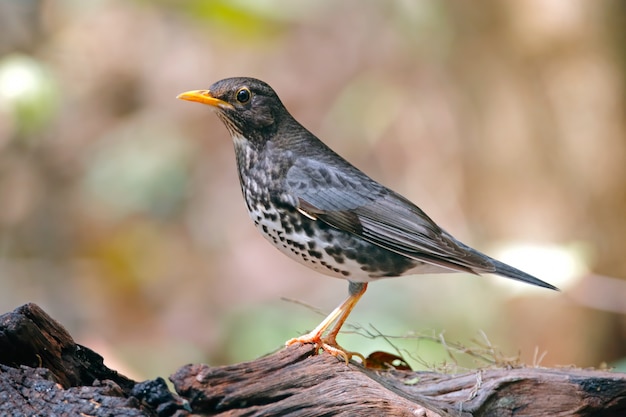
[{"x1": 177, "y1": 77, "x2": 558, "y2": 362}]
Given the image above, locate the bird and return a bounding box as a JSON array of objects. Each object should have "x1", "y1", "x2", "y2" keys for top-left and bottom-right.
[{"x1": 177, "y1": 77, "x2": 558, "y2": 362}]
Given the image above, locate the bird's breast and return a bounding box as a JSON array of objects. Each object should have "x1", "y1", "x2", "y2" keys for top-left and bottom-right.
[{"x1": 232, "y1": 139, "x2": 425, "y2": 281}]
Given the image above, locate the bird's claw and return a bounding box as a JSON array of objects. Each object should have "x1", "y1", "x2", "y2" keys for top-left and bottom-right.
[{"x1": 286, "y1": 335, "x2": 364, "y2": 364}]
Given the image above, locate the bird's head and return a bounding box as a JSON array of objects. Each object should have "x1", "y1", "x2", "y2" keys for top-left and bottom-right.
[{"x1": 177, "y1": 77, "x2": 286, "y2": 142}]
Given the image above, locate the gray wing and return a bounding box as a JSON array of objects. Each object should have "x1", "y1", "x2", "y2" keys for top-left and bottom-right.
[{"x1": 285, "y1": 159, "x2": 495, "y2": 274}]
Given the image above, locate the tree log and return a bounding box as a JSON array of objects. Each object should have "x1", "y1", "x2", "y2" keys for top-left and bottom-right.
[{"x1": 0, "y1": 303, "x2": 624, "y2": 416}]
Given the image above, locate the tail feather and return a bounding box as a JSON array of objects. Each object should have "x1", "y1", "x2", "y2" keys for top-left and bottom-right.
[{"x1": 490, "y1": 258, "x2": 559, "y2": 291}]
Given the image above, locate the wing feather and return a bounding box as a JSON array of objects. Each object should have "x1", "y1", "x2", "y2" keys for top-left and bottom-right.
[{"x1": 286, "y1": 160, "x2": 494, "y2": 273}]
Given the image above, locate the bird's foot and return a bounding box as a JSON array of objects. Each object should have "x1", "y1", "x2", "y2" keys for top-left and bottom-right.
[{"x1": 286, "y1": 334, "x2": 364, "y2": 364}]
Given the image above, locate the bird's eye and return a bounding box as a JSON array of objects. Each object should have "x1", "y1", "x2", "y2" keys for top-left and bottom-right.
[{"x1": 236, "y1": 87, "x2": 251, "y2": 104}]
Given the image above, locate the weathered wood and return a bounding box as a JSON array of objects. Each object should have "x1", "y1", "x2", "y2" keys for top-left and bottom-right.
[
  {"x1": 171, "y1": 344, "x2": 626, "y2": 416},
  {"x1": 1, "y1": 303, "x2": 625, "y2": 416}
]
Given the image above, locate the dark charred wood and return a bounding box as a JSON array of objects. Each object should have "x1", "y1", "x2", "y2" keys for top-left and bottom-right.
[{"x1": 0, "y1": 303, "x2": 188, "y2": 417}]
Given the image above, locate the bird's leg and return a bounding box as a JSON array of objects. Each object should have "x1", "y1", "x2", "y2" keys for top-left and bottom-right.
[
  {"x1": 319, "y1": 282, "x2": 367, "y2": 362},
  {"x1": 286, "y1": 282, "x2": 367, "y2": 363}
]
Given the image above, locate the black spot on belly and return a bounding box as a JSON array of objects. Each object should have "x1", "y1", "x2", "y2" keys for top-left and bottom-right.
[
  {"x1": 308, "y1": 250, "x2": 323, "y2": 259},
  {"x1": 302, "y1": 221, "x2": 315, "y2": 237},
  {"x1": 356, "y1": 244, "x2": 417, "y2": 277},
  {"x1": 320, "y1": 261, "x2": 334, "y2": 271}
]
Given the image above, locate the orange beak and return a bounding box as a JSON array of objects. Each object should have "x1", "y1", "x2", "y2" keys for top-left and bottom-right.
[{"x1": 176, "y1": 90, "x2": 234, "y2": 110}]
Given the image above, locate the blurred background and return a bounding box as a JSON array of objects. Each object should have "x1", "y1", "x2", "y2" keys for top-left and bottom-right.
[{"x1": 1, "y1": 0, "x2": 625, "y2": 380}]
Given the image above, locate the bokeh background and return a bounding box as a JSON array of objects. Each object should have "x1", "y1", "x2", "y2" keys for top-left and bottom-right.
[{"x1": 1, "y1": 0, "x2": 625, "y2": 380}]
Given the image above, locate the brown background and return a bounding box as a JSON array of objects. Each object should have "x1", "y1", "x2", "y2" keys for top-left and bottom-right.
[{"x1": 0, "y1": 0, "x2": 624, "y2": 380}]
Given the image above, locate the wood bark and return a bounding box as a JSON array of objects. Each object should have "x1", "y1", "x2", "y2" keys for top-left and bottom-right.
[{"x1": 0, "y1": 303, "x2": 624, "y2": 416}]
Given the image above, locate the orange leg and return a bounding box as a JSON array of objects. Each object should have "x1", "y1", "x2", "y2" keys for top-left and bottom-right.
[{"x1": 286, "y1": 282, "x2": 368, "y2": 363}]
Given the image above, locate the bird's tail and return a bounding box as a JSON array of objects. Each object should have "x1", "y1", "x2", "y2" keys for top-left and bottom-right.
[{"x1": 490, "y1": 258, "x2": 559, "y2": 291}]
